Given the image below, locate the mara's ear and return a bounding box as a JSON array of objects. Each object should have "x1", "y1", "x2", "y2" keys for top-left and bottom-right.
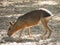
[{"x1": 9, "y1": 21, "x2": 14, "y2": 26}]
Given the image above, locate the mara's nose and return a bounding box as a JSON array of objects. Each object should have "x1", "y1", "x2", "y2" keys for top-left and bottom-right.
[{"x1": 7, "y1": 33, "x2": 11, "y2": 37}]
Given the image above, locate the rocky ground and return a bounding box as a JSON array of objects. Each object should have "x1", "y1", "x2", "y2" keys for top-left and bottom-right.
[{"x1": 0, "y1": 0, "x2": 60, "y2": 45}]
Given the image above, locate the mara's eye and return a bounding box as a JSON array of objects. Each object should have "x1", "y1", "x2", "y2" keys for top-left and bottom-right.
[{"x1": 9, "y1": 28, "x2": 11, "y2": 30}]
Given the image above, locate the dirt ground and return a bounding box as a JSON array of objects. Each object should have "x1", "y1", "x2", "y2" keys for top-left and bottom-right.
[{"x1": 0, "y1": 0, "x2": 60, "y2": 45}]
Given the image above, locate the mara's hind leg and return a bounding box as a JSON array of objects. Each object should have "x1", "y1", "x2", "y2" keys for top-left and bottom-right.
[
  {"x1": 40, "y1": 18, "x2": 48, "y2": 37},
  {"x1": 45, "y1": 17, "x2": 52, "y2": 38},
  {"x1": 41, "y1": 17, "x2": 52, "y2": 38}
]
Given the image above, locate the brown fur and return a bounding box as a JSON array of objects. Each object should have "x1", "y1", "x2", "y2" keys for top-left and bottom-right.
[{"x1": 7, "y1": 9, "x2": 53, "y2": 38}]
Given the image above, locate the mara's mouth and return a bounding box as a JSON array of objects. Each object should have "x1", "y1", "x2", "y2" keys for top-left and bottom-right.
[{"x1": 7, "y1": 32, "x2": 13, "y2": 37}]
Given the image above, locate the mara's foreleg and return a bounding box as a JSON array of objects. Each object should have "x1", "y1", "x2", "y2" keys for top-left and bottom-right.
[
  {"x1": 19, "y1": 27, "x2": 31, "y2": 38},
  {"x1": 41, "y1": 17, "x2": 52, "y2": 38},
  {"x1": 27, "y1": 27, "x2": 30, "y2": 37},
  {"x1": 19, "y1": 28, "x2": 24, "y2": 37}
]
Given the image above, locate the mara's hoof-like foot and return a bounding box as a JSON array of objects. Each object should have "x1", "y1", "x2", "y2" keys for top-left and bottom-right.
[
  {"x1": 27, "y1": 35, "x2": 35, "y2": 39},
  {"x1": 39, "y1": 35, "x2": 49, "y2": 40}
]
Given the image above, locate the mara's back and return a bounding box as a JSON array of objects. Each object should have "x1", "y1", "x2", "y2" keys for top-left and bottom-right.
[{"x1": 16, "y1": 9, "x2": 52, "y2": 27}]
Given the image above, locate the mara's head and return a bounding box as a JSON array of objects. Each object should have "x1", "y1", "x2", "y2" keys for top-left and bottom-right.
[{"x1": 7, "y1": 21, "x2": 14, "y2": 37}]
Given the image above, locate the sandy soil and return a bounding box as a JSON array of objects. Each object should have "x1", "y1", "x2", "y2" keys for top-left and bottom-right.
[{"x1": 0, "y1": 0, "x2": 60, "y2": 45}]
